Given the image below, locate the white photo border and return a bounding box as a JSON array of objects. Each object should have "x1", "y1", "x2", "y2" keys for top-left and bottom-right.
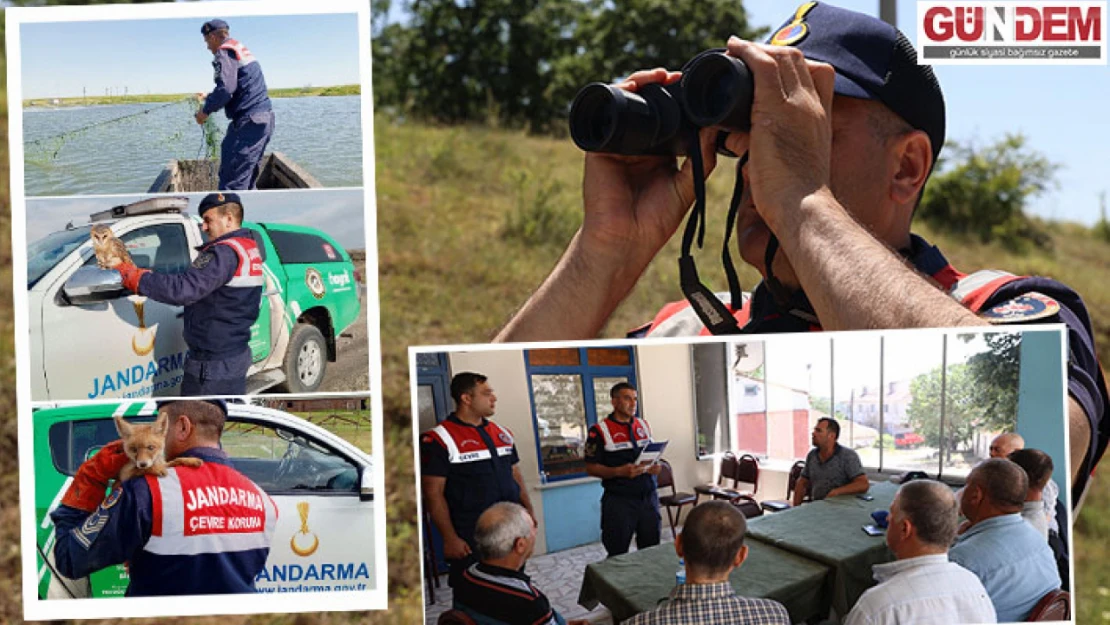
[
  {"x1": 9, "y1": 0, "x2": 387, "y2": 619},
  {"x1": 408, "y1": 325, "x2": 1075, "y2": 625}
]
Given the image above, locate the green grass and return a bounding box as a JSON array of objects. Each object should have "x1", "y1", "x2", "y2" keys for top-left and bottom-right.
[
  {"x1": 22, "y1": 84, "x2": 360, "y2": 108},
  {"x1": 374, "y1": 115, "x2": 1110, "y2": 621}
]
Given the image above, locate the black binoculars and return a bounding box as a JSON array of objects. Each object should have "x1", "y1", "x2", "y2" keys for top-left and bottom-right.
[{"x1": 568, "y1": 49, "x2": 754, "y2": 156}]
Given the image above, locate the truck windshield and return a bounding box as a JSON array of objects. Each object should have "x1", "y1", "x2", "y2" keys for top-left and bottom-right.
[{"x1": 28, "y1": 225, "x2": 92, "y2": 288}]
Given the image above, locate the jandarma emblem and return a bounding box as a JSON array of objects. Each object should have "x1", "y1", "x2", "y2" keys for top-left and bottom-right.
[{"x1": 291, "y1": 501, "x2": 320, "y2": 557}]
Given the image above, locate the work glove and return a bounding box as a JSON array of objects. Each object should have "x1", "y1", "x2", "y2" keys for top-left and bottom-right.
[
  {"x1": 60, "y1": 440, "x2": 130, "y2": 512},
  {"x1": 114, "y1": 262, "x2": 150, "y2": 294}
]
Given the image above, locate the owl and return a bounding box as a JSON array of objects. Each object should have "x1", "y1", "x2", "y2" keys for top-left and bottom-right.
[{"x1": 90, "y1": 225, "x2": 132, "y2": 269}]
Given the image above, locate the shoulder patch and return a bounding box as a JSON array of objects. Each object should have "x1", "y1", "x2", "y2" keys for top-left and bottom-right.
[
  {"x1": 981, "y1": 291, "x2": 1061, "y2": 324},
  {"x1": 101, "y1": 486, "x2": 123, "y2": 510},
  {"x1": 192, "y1": 251, "x2": 215, "y2": 269}
]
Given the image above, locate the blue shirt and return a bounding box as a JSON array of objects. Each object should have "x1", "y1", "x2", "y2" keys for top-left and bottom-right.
[{"x1": 949, "y1": 513, "x2": 1060, "y2": 622}]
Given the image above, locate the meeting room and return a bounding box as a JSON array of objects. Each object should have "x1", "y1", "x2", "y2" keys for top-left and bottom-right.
[{"x1": 414, "y1": 326, "x2": 1074, "y2": 625}]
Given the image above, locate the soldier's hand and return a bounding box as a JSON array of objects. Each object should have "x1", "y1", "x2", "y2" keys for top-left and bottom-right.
[
  {"x1": 580, "y1": 69, "x2": 720, "y2": 291},
  {"x1": 721, "y1": 37, "x2": 836, "y2": 237},
  {"x1": 195, "y1": 110, "x2": 209, "y2": 125},
  {"x1": 195, "y1": 92, "x2": 207, "y2": 102},
  {"x1": 645, "y1": 463, "x2": 662, "y2": 476},
  {"x1": 443, "y1": 535, "x2": 472, "y2": 560},
  {"x1": 619, "y1": 464, "x2": 646, "y2": 479}
]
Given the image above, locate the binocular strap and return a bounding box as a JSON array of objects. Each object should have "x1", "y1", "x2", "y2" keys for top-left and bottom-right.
[{"x1": 678, "y1": 126, "x2": 742, "y2": 335}]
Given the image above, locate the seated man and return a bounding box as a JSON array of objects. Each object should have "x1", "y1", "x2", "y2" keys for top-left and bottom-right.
[
  {"x1": 844, "y1": 480, "x2": 996, "y2": 625},
  {"x1": 626, "y1": 501, "x2": 790, "y2": 625},
  {"x1": 990, "y1": 432, "x2": 1058, "y2": 534},
  {"x1": 452, "y1": 502, "x2": 586, "y2": 625},
  {"x1": 1008, "y1": 448, "x2": 1055, "y2": 540},
  {"x1": 794, "y1": 418, "x2": 869, "y2": 505},
  {"x1": 950, "y1": 459, "x2": 1061, "y2": 622}
]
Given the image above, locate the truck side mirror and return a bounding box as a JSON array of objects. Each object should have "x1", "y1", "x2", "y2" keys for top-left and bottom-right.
[
  {"x1": 63, "y1": 266, "x2": 127, "y2": 304},
  {"x1": 359, "y1": 466, "x2": 374, "y2": 502}
]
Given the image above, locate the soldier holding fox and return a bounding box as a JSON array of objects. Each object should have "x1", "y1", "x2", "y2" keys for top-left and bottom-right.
[{"x1": 50, "y1": 400, "x2": 278, "y2": 596}]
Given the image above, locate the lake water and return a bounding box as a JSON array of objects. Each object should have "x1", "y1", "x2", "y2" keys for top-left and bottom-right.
[{"x1": 22, "y1": 95, "x2": 363, "y2": 196}]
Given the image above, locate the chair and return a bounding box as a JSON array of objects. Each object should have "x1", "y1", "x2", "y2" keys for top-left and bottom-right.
[
  {"x1": 438, "y1": 609, "x2": 478, "y2": 625},
  {"x1": 730, "y1": 494, "x2": 764, "y2": 519},
  {"x1": 694, "y1": 452, "x2": 739, "y2": 504},
  {"x1": 1027, "y1": 589, "x2": 1070, "y2": 621},
  {"x1": 656, "y1": 459, "x2": 696, "y2": 539},
  {"x1": 762, "y1": 460, "x2": 806, "y2": 513},
  {"x1": 713, "y1": 453, "x2": 760, "y2": 503},
  {"x1": 422, "y1": 508, "x2": 441, "y2": 604}
]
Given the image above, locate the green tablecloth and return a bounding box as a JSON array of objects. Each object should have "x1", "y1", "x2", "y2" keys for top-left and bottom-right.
[
  {"x1": 578, "y1": 540, "x2": 832, "y2": 624},
  {"x1": 746, "y1": 480, "x2": 900, "y2": 617}
]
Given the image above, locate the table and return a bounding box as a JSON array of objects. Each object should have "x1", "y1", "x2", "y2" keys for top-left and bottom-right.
[
  {"x1": 578, "y1": 540, "x2": 832, "y2": 624},
  {"x1": 745, "y1": 480, "x2": 899, "y2": 617}
]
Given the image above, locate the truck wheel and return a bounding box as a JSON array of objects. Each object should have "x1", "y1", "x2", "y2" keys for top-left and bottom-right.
[{"x1": 282, "y1": 323, "x2": 327, "y2": 393}]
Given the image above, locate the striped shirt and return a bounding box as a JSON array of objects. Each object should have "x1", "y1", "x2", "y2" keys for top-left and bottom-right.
[
  {"x1": 622, "y1": 581, "x2": 791, "y2": 625},
  {"x1": 453, "y1": 562, "x2": 562, "y2": 625}
]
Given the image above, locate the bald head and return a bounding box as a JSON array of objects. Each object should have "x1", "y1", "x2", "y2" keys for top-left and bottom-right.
[
  {"x1": 473, "y1": 502, "x2": 533, "y2": 561},
  {"x1": 969, "y1": 458, "x2": 1028, "y2": 512},
  {"x1": 895, "y1": 480, "x2": 959, "y2": 549},
  {"x1": 989, "y1": 432, "x2": 1025, "y2": 458}
]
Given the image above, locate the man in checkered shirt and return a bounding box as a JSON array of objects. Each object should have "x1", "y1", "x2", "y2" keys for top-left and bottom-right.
[{"x1": 624, "y1": 501, "x2": 789, "y2": 625}]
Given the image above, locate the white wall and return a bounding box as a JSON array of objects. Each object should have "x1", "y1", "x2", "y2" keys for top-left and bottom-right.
[
  {"x1": 447, "y1": 350, "x2": 547, "y2": 554},
  {"x1": 441, "y1": 345, "x2": 797, "y2": 553}
]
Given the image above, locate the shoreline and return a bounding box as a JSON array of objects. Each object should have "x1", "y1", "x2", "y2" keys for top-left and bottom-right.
[{"x1": 23, "y1": 84, "x2": 360, "y2": 109}]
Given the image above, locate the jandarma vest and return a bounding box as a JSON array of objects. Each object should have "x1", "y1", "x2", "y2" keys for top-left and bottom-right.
[
  {"x1": 596, "y1": 416, "x2": 652, "y2": 452},
  {"x1": 216, "y1": 236, "x2": 264, "y2": 289},
  {"x1": 143, "y1": 462, "x2": 278, "y2": 557},
  {"x1": 428, "y1": 419, "x2": 516, "y2": 464},
  {"x1": 643, "y1": 267, "x2": 1030, "y2": 337},
  {"x1": 218, "y1": 39, "x2": 257, "y2": 68}
]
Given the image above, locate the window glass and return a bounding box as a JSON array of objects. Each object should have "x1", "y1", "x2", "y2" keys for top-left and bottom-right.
[
  {"x1": 267, "y1": 229, "x2": 346, "y2": 264},
  {"x1": 82, "y1": 223, "x2": 191, "y2": 274},
  {"x1": 529, "y1": 348, "x2": 581, "y2": 367},
  {"x1": 938, "y1": 332, "x2": 1021, "y2": 478},
  {"x1": 532, "y1": 375, "x2": 588, "y2": 478},
  {"x1": 833, "y1": 333, "x2": 882, "y2": 462},
  {"x1": 222, "y1": 421, "x2": 359, "y2": 494},
  {"x1": 693, "y1": 343, "x2": 730, "y2": 458},
  {"x1": 882, "y1": 331, "x2": 945, "y2": 474}
]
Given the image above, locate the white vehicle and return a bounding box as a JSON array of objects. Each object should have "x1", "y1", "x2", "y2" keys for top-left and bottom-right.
[
  {"x1": 27, "y1": 197, "x2": 363, "y2": 401},
  {"x1": 33, "y1": 401, "x2": 376, "y2": 597}
]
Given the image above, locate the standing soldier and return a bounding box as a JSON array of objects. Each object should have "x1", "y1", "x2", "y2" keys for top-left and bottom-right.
[
  {"x1": 196, "y1": 19, "x2": 275, "y2": 190},
  {"x1": 111, "y1": 193, "x2": 264, "y2": 396},
  {"x1": 421, "y1": 372, "x2": 534, "y2": 587},
  {"x1": 585, "y1": 382, "x2": 662, "y2": 557}
]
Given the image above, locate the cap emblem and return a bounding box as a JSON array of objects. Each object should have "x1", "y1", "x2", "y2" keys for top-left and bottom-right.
[{"x1": 771, "y1": 2, "x2": 819, "y2": 47}]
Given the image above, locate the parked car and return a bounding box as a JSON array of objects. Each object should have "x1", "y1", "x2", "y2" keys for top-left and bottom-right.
[
  {"x1": 27, "y1": 197, "x2": 362, "y2": 399},
  {"x1": 894, "y1": 432, "x2": 925, "y2": 449},
  {"x1": 33, "y1": 400, "x2": 375, "y2": 598}
]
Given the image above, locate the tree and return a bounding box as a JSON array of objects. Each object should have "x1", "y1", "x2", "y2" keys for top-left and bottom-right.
[
  {"x1": 373, "y1": 0, "x2": 766, "y2": 133},
  {"x1": 919, "y1": 134, "x2": 1059, "y2": 252},
  {"x1": 905, "y1": 339, "x2": 1020, "y2": 463}
]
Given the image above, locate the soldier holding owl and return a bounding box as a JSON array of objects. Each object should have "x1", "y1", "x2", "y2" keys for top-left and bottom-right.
[{"x1": 109, "y1": 193, "x2": 264, "y2": 395}]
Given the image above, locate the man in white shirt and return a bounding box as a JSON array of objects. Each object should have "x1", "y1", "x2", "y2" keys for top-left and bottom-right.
[{"x1": 844, "y1": 480, "x2": 996, "y2": 625}]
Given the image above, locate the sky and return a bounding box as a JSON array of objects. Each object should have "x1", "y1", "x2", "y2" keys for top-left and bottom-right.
[
  {"x1": 24, "y1": 189, "x2": 369, "y2": 250},
  {"x1": 20, "y1": 13, "x2": 362, "y2": 100},
  {"x1": 378, "y1": 0, "x2": 1110, "y2": 225}
]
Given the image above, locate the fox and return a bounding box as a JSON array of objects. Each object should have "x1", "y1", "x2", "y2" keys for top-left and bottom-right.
[{"x1": 114, "y1": 413, "x2": 203, "y2": 481}]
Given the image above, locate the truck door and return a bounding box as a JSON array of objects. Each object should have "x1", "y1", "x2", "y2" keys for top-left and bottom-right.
[
  {"x1": 40, "y1": 223, "x2": 194, "y2": 400},
  {"x1": 221, "y1": 419, "x2": 376, "y2": 592}
]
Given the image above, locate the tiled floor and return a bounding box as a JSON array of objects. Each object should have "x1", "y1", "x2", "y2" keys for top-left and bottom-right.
[{"x1": 424, "y1": 529, "x2": 680, "y2": 625}]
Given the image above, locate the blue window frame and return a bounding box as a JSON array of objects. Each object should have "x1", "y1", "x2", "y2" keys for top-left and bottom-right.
[{"x1": 524, "y1": 347, "x2": 638, "y2": 482}]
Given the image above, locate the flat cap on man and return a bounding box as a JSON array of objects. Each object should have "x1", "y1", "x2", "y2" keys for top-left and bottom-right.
[
  {"x1": 197, "y1": 192, "x2": 242, "y2": 216},
  {"x1": 201, "y1": 19, "x2": 230, "y2": 36}
]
